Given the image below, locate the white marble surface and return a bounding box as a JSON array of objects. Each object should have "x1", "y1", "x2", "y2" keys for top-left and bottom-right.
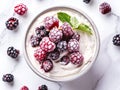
[{"x1": 0, "y1": 0, "x2": 120, "y2": 90}]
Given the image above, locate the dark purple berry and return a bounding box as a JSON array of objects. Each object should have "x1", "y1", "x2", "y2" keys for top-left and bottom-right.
[
  {"x1": 83, "y1": 0, "x2": 91, "y2": 4},
  {"x1": 57, "y1": 41, "x2": 67, "y2": 52},
  {"x1": 47, "y1": 50, "x2": 60, "y2": 60},
  {"x1": 38, "y1": 85, "x2": 48, "y2": 90},
  {"x1": 60, "y1": 56, "x2": 70, "y2": 65},
  {"x1": 113, "y1": 34, "x2": 120, "y2": 46},
  {"x1": 30, "y1": 35, "x2": 41, "y2": 47},
  {"x1": 2, "y1": 74, "x2": 14, "y2": 82},
  {"x1": 72, "y1": 32, "x2": 80, "y2": 41}
]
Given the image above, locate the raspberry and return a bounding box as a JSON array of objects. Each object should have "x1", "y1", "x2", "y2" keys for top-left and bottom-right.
[
  {"x1": 47, "y1": 50, "x2": 60, "y2": 60},
  {"x1": 41, "y1": 59, "x2": 53, "y2": 72},
  {"x1": 38, "y1": 85, "x2": 48, "y2": 90},
  {"x1": 44, "y1": 16, "x2": 59, "y2": 30},
  {"x1": 60, "y1": 56, "x2": 70, "y2": 65},
  {"x1": 68, "y1": 39, "x2": 79, "y2": 52},
  {"x1": 60, "y1": 22, "x2": 74, "y2": 38},
  {"x1": 7, "y1": 46, "x2": 20, "y2": 58},
  {"x1": 6, "y1": 17, "x2": 19, "y2": 30},
  {"x1": 30, "y1": 35, "x2": 41, "y2": 47},
  {"x1": 14, "y1": 3, "x2": 28, "y2": 15},
  {"x1": 20, "y1": 86, "x2": 29, "y2": 90},
  {"x1": 69, "y1": 52, "x2": 84, "y2": 67},
  {"x1": 99, "y1": 2, "x2": 111, "y2": 14},
  {"x1": 34, "y1": 48, "x2": 47, "y2": 62},
  {"x1": 40, "y1": 37, "x2": 56, "y2": 52},
  {"x1": 57, "y1": 41, "x2": 67, "y2": 52},
  {"x1": 83, "y1": 0, "x2": 91, "y2": 4},
  {"x1": 113, "y1": 34, "x2": 120, "y2": 46},
  {"x1": 49, "y1": 28, "x2": 63, "y2": 43},
  {"x1": 72, "y1": 32, "x2": 80, "y2": 41},
  {"x1": 2, "y1": 74, "x2": 14, "y2": 82}
]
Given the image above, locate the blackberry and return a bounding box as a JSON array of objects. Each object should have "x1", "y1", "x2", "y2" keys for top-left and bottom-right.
[
  {"x1": 113, "y1": 34, "x2": 120, "y2": 46},
  {"x1": 2, "y1": 74, "x2": 14, "y2": 82},
  {"x1": 83, "y1": 0, "x2": 91, "y2": 4},
  {"x1": 60, "y1": 56, "x2": 70, "y2": 65},
  {"x1": 30, "y1": 35, "x2": 41, "y2": 47},
  {"x1": 6, "y1": 17, "x2": 19, "y2": 30},
  {"x1": 38, "y1": 85, "x2": 48, "y2": 90},
  {"x1": 72, "y1": 32, "x2": 80, "y2": 41},
  {"x1": 57, "y1": 41, "x2": 67, "y2": 52},
  {"x1": 7, "y1": 46, "x2": 19, "y2": 58},
  {"x1": 47, "y1": 50, "x2": 60, "y2": 60}
]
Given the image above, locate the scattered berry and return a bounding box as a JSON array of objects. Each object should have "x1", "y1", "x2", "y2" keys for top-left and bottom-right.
[
  {"x1": 2, "y1": 74, "x2": 14, "y2": 82},
  {"x1": 34, "y1": 48, "x2": 47, "y2": 62},
  {"x1": 57, "y1": 41, "x2": 67, "y2": 52},
  {"x1": 14, "y1": 3, "x2": 28, "y2": 15},
  {"x1": 72, "y1": 32, "x2": 80, "y2": 41},
  {"x1": 113, "y1": 34, "x2": 120, "y2": 46},
  {"x1": 38, "y1": 85, "x2": 48, "y2": 90},
  {"x1": 60, "y1": 56, "x2": 70, "y2": 65},
  {"x1": 41, "y1": 59, "x2": 53, "y2": 72},
  {"x1": 20, "y1": 86, "x2": 29, "y2": 90},
  {"x1": 30, "y1": 35, "x2": 41, "y2": 47},
  {"x1": 7, "y1": 46, "x2": 19, "y2": 58},
  {"x1": 49, "y1": 28, "x2": 63, "y2": 43},
  {"x1": 83, "y1": 0, "x2": 91, "y2": 4},
  {"x1": 68, "y1": 39, "x2": 79, "y2": 52},
  {"x1": 6, "y1": 17, "x2": 19, "y2": 30},
  {"x1": 40, "y1": 37, "x2": 56, "y2": 52},
  {"x1": 44, "y1": 16, "x2": 59, "y2": 30},
  {"x1": 99, "y1": 2, "x2": 111, "y2": 14},
  {"x1": 69, "y1": 52, "x2": 84, "y2": 67},
  {"x1": 47, "y1": 50, "x2": 60, "y2": 60}
]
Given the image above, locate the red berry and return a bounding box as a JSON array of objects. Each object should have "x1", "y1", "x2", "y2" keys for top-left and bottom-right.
[
  {"x1": 41, "y1": 59, "x2": 53, "y2": 72},
  {"x1": 20, "y1": 86, "x2": 29, "y2": 90},
  {"x1": 44, "y1": 16, "x2": 59, "y2": 30},
  {"x1": 14, "y1": 3, "x2": 28, "y2": 15},
  {"x1": 40, "y1": 37, "x2": 56, "y2": 52},
  {"x1": 34, "y1": 48, "x2": 47, "y2": 62}
]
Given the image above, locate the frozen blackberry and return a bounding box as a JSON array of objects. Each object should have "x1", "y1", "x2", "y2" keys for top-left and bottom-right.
[
  {"x1": 113, "y1": 34, "x2": 120, "y2": 46},
  {"x1": 7, "y1": 46, "x2": 19, "y2": 58},
  {"x1": 49, "y1": 28, "x2": 63, "y2": 43},
  {"x1": 83, "y1": 0, "x2": 91, "y2": 4},
  {"x1": 2, "y1": 74, "x2": 14, "y2": 82},
  {"x1": 47, "y1": 50, "x2": 60, "y2": 60},
  {"x1": 72, "y1": 32, "x2": 80, "y2": 41},
  {"x1": 57, "y1": 41, "x2": 67, "y2": 52},
  {"x1": 38, "y1": 85, "x2": 48, "y2": 90},
  {"x1": 30, "y1": 35, "x2": 41, "y2": 47},
  {"x1": 6, "y1": 17, "x2": 19, "y2": 30},
  {"x1": 99, "y1": 2, "x2": 111, "y2": 14},
  {"x1": 60, "y1": 56, "x2": 70, "y2": 65},
  {"x1": 20, "y1": 86, "x2": 29, "y2": 90}
]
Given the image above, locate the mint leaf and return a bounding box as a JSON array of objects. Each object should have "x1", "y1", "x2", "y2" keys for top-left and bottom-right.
[
  {"x1": 76, "y1": 24, "x2": 92, "y2": 35},
  {"x1": 70, "y1": 17, "x2": 79, "y2": 28}
]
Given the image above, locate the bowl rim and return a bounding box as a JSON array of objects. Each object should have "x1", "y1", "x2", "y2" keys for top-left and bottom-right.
[{"x1": 23, "y1": 6, "x2": 100, "y2": 82}]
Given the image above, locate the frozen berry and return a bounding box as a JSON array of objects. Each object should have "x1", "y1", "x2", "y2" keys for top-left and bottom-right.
[
  {"x1": 41, "y1": 59, "x2": 53, "y2": 72},
  {"x1": 34, "y1": 48, "x2": 47, "y2": 62},
  {"x1": 57, "y1": 41, "x2": 67, "y2": 52},
  {"x1": 99, "y1": 2, "x2": 111, "y2": 14},
  {"x1": 83, "y1": 0, "x2": 91, "y2": 4},
  {"x1": 49, "y1": 28, "x2": 63, "y2": 43},
  {"x1": 2, "y1": 74, "x2": 14, "y2": 82},
  {"x1": 69, "y1": 52, "x2": 84, "y2": 67},
  {"x1": 44, "y1": 16, "x2": 59, "y2": 30},
  {"x1": 14, "y1": 3, "x2": 28, "y2": 15},
  {"x1": 60, "y1": 56, "x2": 70, "y2": 65},
  {"x1": 6, "y1": 17, "x2": 19, "y2": 30},
  {"x1": 68, "y1": 39, "x2": 79, "y2": 52},
  {"x1": 72, "y1": 32, "x2": 80, "y2": 41},
  {"x1": 60, "y1": 22, "x2": 74, "y2": 38},
  {"x1": 7, "y1": 46, "x2": 19, "y2": 58},
  {"x1": 20, "y1": 86, "x2": 29, "y2": 90},
  {"x1": 113, "y1": 34, "x2": 120, "y2": 46},
  {"x1": 40, "y1": 37, "x2": 56, "y2": 52},
  {"x1": 38, "y1": 85, "x2": 48, "y2": 90},
  {"x1": 47, "y1": 50, "x2": 60, "y2": 60},
  {"x1": 30, "y1": 35, "x2": 41, "y2": 47}
]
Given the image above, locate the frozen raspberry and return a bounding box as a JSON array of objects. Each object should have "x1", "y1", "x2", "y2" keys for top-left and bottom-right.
[
  {"x1": 14, "y1": 3, "x2": 28, "y2": 15},
  {"x1": 7, "y1": 46, "x2": 20, "y2": 58},
  {"x1": 34, "y1": 48, "x2": 47, "y2": 62},
  {"x1": 41, "y1": 59, "x2": 53, "y2": 72},
  {"x1": 60, "y1": 22, "x2": 74, "y2": 38},
  {"x1": 30, "y1": 35, "x2": 41, "y2": 47},
  {"x1": 69, "y1": 52, "x2": 84, "y2": 67},
  {"x1": 44, "y1": 16, "x2": 59, "y2": 30},
  {"x1": 68, "y1": 39, "x2": 79, "y2": 52},
  {"x1": 60, "y1": 56, "x2": 70, "y2": 65},
  {"x1": 47, "y1": 50, "x2": 60, "y2": 60},
  {"x1": 83, "y1": 0, "x2": 91, "y2": 4},
  {"x1": 38, "y1": 85, "x2": 48, "y2": 90},
  {"x1": 40, "y1": 37, "x2": 56, "y2": 52},
  {"x1": 49, "y1": 28, "x2": 63, "y2": 43},
  {"x1": 20, "y1": 86, "x2": 29, "y2": 90},
  {"x1": 57, "y1": 41, "x2": 67, "y2": 52},
  {"x1": 99, "y1": 2, "x2": 111, "y2": 14},
  {"x1": 2, "y1": 74, "x2": 14, "y2": 82},
  {"x1": 113, "y1": 34, "x2": 120, "y2": 46},
  {"x1": 72, "y1": 32, "x2": 80, "y2": 41},
  {"x1": 6, "y1": 17, "x2": 19, "y2": 30}
]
